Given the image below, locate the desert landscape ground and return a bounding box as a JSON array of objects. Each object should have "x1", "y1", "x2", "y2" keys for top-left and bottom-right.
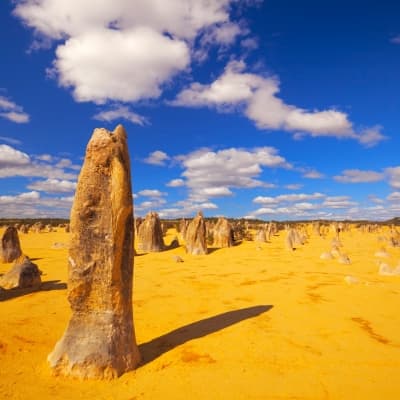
[{"x1": 1, "y1": 223, "x2": 400, "y2": 399}]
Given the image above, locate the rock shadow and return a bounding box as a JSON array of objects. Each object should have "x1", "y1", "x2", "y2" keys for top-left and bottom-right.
[
  {"x1": 0, "y1": 280, "x2": 67, "y2": 301},
  {"x1": 139, "y1": 305, "x2": 273, "y2": 366}
]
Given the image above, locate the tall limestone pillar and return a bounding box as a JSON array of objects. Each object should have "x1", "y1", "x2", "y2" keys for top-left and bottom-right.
[{"x1": 48, "y1": 125, "x2": 141, "y2": 379}]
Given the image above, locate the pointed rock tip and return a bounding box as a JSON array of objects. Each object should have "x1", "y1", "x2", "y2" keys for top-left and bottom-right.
[{"x1": 113, "y1": 124, "x2": 127, "y2": 140}]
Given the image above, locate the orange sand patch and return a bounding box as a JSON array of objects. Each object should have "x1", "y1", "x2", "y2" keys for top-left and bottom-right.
[{"x1": 1, "y1": 226, "x2": 400, "y2": 399}]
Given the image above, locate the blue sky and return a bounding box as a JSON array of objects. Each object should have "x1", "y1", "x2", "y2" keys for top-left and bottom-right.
[{"x1": 1, "y1": 0, "x2": 400, "y2": 220}]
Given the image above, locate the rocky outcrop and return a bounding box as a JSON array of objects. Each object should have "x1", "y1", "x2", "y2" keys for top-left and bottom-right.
[
  {"x1": 48, "y1": 125, "x2": 141, "y2": 379},
  {"x1": 0, "y1": 226, "x2": 23, "y2": 263},
  {"x1": 137, "y1": 211, "x2": 164, "y2": 252},
  {"x1": 185, "y1": 211, "x2": 208, "y2": 255},
  {"x1": 255, "y1": 228, "x2": 267, "y2": 243},
  {"x1": 179, "y1": 218, "x2": 187, "y2": 240},
  {"x1": 0, "y1": 255, "x2": 42, "y2": 289},
  {"x1": 213, "y1": 217, "x2": 234, "y2": 248}
]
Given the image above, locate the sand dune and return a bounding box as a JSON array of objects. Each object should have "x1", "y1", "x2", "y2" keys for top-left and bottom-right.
[{"x1": 1, "y1": 226, "x2": 400, "y2": 399}]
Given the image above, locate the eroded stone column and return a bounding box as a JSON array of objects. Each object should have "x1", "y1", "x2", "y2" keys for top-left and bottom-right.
[{"x1": 48, "y1": 125, "x2": 141, "y2": 379}]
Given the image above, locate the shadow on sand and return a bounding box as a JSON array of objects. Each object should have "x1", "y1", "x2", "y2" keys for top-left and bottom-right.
[
  {"x1": 0, "y1": 280, "x2": 67, "y2": 301},
  {"x1": 139, "y1": 304, "x2": 273, "y2": 366}
]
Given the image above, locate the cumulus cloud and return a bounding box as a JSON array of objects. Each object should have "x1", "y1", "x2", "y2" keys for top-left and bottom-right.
[
  {"x1": 0, "y1": 191, "x2": 74, "y2": 218},
  {"x1": 252, "y1": 202, "x2": 319, "y2": 217},
  {"x1": 385, "y1": 167, "x2": 400, "y2": 189},
  {"x1": 13, "y1": 0, "x2": 241, "y2": 104},
  {"x1": 93, "y1": 105, "x2": 148, "y2": 126},
  {"x1": 387, "y1": 192, "x2": 400, "y2": 202},
  {"x1": 135, "y1": 198, "x2": 167, "y2": 213},
  {"x1": 0, "y1": 95, "x2": 30, "y2": 123},
  {"x1": 334, "y1": 169, "x2": 384, "y2": 183},
  {"x1": 172, "y1": 60, "x2": 385, "y2": 146},
  {"x1": 176, "y1": 146, "x2": 290, "y2": 201},
  {"x1": 301, "y1": 169, "x2": 325, "y2": 179},
  {"x1": 0, "y1": 144, "x2": 30, "y2": 167},
  {"x1": 157, "y1": 200, "x2": 218, "y2": 218},
  {"x1": 27, "y1": 179, "x2": 77, "y2": 193},
  {"x1": 253, "y1": 192, "x2": 325, "y2": 204},
  {"x1": 285, "y1": 183, "x2": 303, "y2": 190},
  {"x1": 166, "y1": 178, "x2": 185, "y2": 187},
  {"x1": 144, "y1": 150, "x2": 170, "y2": 166},
  {"x1": 137, "y1": 189, "x2": 166, "y2": 198},
  {"x1": 322, "y1": 196, "x2": 358, "y2": 209},
  {"x1": 0, "y1": 144, "x2": 77, "y2": 180},
  {"x1": 52, "y1": 28, "x2": 190, "y2": 103}
]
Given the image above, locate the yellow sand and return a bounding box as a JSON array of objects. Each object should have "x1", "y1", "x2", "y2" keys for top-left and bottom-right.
[{"x1": 1, "y1": 226, "x2": 400, "y2": 399}]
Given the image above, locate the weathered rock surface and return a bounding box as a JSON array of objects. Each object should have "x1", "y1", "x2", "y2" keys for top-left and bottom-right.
[
  {"x1": 185, "y1": 211, "x2": 208, "y2": 255},
  {"x1": 48, "y1": 125, "x2": 141, "y2": 379},
  {"x1": 213, "y1": 217, "x2": 234, "y2": 248},
  {"x1": 0, "y1": 255, "x2": 42, "y2": 289},
  {"x1": 255, "y1": 229, "x2": 267, "y2": 243},
  {"x1": 137, "y1": 211, "x2": 165, "y2": 252},
  {"x1": 0, "y1": 226, "x2": 23, "y2": 263}
]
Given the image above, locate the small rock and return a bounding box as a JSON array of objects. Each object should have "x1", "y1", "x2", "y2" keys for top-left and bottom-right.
[
  {"x1": 320, "y1": 252, "x2": 333, "y2": 260},
  {"x1": 172, "y1": 255, "x2": 184, "y2": 263},
  {"x1": 344, "y1": 275, "x2": 359, "y2": 285},
  {"x1": 0, "y1": 255, "x2": 42, "y2": 289}
]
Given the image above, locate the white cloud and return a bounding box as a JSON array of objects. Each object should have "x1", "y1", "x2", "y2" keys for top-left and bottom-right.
[
  {"x1": 14, "y1": 0, "x2": 239, "y2": 104},
  {"x1": 0, "y1": 144, "x2": 30, "y2": 167},
  {"x1": 277, "y1": 192, "x2": 325, "y2": 202},
  {"x1": 0, "y1": 144, "x2": 77, "y2": 180},
  {"x1": 35, "y1": 154, "x2": 53, "y2": 162},
  {"x1": 27, "y1": 179, "x2": 77, "y2": 193},
  {"x1": 93, "y1": 105, "x2": 148, "y2": 126},
  {"x1": 334, "y1": 169, "x2": 384, "y2": 183},
  {"x1": 135, "y1": 198, "x2": 167, "y2": 212},
  {"x1": 0, "y1": 191, "x2": 74, "y2": 218},
  {"x1": 387, "y1": 192, "x2": 400, "y2": 202},
  {"x1": 166, "y1": 178, "x2": 185, "y2": 187},
  {"x1": 157, "y1": 200, "x2": 218, "y2": 218},
  {"x1": 52, "y1": 28, "x2": 190, "y2": 103},
  {"x1": 357, "y1": 126, "x2": 386, "y2": 147},
  {"x1": 0, "y1": 136, "x2": 22, "y2": 146},
  {"x1": 172, "y1": 60, "x2": 385, "y2": 146},
  {"x1": 0, "y1": 191, "x2": 40, "y2": 204},
  {"x1": 385, "y1": 167, "x2": 400, "y2": 189},
  {"x1": 322, "y1": 196, "x2": 358, "y2": 209},
  {"x1": 240, "y1": 37, "x2": 258, "y2": 50},
  {"x1": 202, "y1": 187, "x2": 233, "y2": 197},
  {"x1": 285, "y1": 183, "x2": 303, "y2": 190},
  {"x1": 201, "y1": 22, "x2": 243, "y2": 46},
  {"x1": 176, "y1": 146, "x2": 290, "y2": 201},
  {"x1": 368, "y1": 195, "x2": 385, "y2": 204},
  {"x1": 144, "y1": 150, "x2": 170, "y2": 166},
  {"x1": 253, "y1": 192, "x2": 325, "y2": 205},
  {"x1": 0, "y1": 95, "x2": 30, "y2": 124},
  {"x1": 14, "y1": 0, "x2": 231, "y2": 41},
  {"x1": 137, "y1": 189, "x2": 166, "y2": 198},
  {"x1": 302, "y1": 169, "x2": 325, "y2": 179},
  {"x1": 252, "y1": 202, "x2": 318, "y2": 217}
]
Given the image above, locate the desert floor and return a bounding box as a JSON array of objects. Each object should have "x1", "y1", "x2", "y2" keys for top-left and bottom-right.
[{"x1": 1, "y1": 226, "x2": 400, "y2": 399}]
